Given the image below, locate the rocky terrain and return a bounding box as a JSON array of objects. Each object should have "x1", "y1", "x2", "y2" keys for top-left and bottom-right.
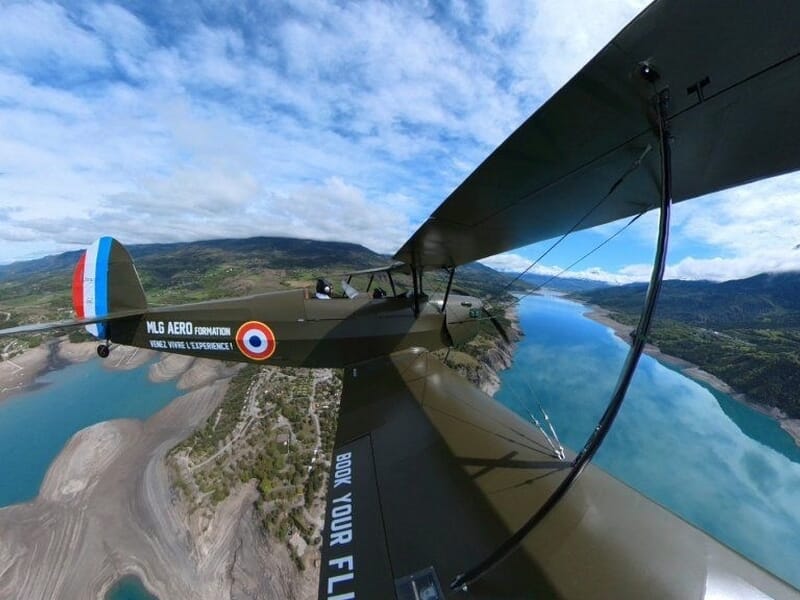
[
  {"x1": 0, "y1": 309, "x2": 522, "y2": 600},
  {"x1": 0, "y1": 348, "x2": 312, "y2": 600},
  {"x1": 436, "y1": 305, "x2": 523, "y2": 396}
]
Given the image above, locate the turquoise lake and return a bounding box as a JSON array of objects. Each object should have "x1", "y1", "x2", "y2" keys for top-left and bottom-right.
[
  {"x1": 0, "y1": 294, "x2": 798, "y2": 591},
  {"x1": 106, "y1": 575, "x2": 158, "y2": 600},
  {"x1": 0, "y1": 358, "x2": 179, "y2": 507},
  {"x1": 496, "y1": 294, "x2": 800, "y2": 590}
]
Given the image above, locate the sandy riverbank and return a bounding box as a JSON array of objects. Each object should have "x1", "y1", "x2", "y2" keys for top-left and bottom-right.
[
  {"x1": 0, "y1": 338, "x2": 156, "y2": 403},
  {"x1": 0, "y1": 345, "x2": 311, "y2": 599},
  {"x1": 0, "y1": 345, "x2": 51, "y2": 401},
  {"x1": 584, "y1": 305, "x2": 800, "y2": 447}
]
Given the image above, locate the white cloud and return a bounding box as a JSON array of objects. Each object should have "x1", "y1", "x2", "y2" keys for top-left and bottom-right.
[
  {"x1": 86, "y1": 3, "x2": 152, "y2": 56},
  {"x1": 480, "y1": 252, "x2": 533, "y2": 273},
  {"x1": 506, "y1": 0, "x2": 649, "y2": 98},
  {"x1": 0, "y1": 2, "x2": 108, "y2": 73},
  {"x1": 480, "y1": 252, "x2": 640, "y2": 284},
  {"x1": 0, "y1": 0, "x2": 798, "y2": 288},
  {"x1": 680, "y1": 176, "x2": 800, "y2": 258},
  {"x1": 645, "y1": 173, "x2": 800, "y2": 281}
]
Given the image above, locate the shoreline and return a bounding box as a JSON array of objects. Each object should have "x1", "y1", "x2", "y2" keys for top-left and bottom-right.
[
  {"x1": 0, "y1": 344, "x2": 306, "y2": 599},
  {"x1": 441, "y1": 303, "x2": 523, "y2": 398},
  {"x1": 0, "y1": 338, "x2": 156, "y2": 404},
  {"x1": 583, "y1": 305, "x2": 800, "y2": 447},
  {"x1": 0, "y1": 337, "x2": 307, "y2": 599}
]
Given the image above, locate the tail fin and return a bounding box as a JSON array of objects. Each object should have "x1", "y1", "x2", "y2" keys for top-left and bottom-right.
[{"x1": 72, "y1": 237, "x2": 147, "y2": 339}]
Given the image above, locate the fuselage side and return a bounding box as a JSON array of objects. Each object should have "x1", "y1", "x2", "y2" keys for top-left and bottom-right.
[{"x1": 107, "y1": 288, "x2": 460, "y2": 368}]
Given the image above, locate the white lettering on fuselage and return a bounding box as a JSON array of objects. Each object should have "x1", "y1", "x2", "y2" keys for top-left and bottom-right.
[
  {"x1": 167, "y1": 320, "x2": 192, "y2": 335},
  {"x1": 145, "y1": 321, "x2": 232, "y2": 338},
  {"x1": 147, "y1": 339, "x2": 233, "y2": 352},
  {"x1": 327, "y1": 451, "x2": 355, "y2": 599},
  {"x1": 189, "y1": 341, "x2": 233, "y2": 351},
  {"x1": 193, "y1": 325, "x2": 232, "y2": 336},
  {"x1": 146, "y1": 320, "x2": 165, "y2": 334}
]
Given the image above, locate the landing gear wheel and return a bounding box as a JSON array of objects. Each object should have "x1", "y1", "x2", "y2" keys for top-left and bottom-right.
[{"x1": 97, "y1": 344, "x2": 110, "y2": 358}]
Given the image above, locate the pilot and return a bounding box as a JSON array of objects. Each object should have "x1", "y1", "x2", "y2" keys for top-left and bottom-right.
[{"x1": 315, "y1": 278, "x2": 332, "y2": 299}]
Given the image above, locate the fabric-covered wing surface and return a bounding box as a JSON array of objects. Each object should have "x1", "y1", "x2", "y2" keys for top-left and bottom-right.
[
  {"x1": 394, "y1": 0, "x2": 800, "y2": 268},
  {"x1": 318, "y1": 349, "x2": 798, "y2": 599}
]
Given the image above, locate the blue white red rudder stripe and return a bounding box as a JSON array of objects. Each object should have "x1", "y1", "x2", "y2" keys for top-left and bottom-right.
[{"x1": 71, "y1": 237, "x2": 147, "y2": 339}]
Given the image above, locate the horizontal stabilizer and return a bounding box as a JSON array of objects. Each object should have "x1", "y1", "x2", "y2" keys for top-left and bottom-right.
[{"x1": 0, "y1": 309, "x2": 146, "y2": 338}]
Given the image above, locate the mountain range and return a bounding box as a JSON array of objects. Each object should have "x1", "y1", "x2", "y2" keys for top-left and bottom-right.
[
  {"x1": 574, "y1": 272, "x2": 800, "y2": 419},
  {"x1": 0, "y1": 236, "x2": 522, "y2": 331},
  {"x1": 520, "y1": 272, "x2": 610, "y2": 292}
]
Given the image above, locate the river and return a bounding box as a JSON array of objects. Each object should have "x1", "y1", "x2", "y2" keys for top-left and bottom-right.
[{"x1": 496, "y1": 294, "x2": 800, "y2": 590}]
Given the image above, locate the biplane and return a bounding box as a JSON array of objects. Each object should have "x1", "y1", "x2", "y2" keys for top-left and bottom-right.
[{"x1": 4, "y1": 1, "x2": 800, "y2": 597}]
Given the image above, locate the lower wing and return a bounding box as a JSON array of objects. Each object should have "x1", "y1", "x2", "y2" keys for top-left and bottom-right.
[{"x1": 319, "y1": 349, "x2": 797, "y2": 599}]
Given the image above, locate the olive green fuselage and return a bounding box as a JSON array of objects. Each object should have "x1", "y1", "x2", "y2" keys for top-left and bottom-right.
[{"x1": 107, "y1": 289, "x2": 480, "y2": 368}]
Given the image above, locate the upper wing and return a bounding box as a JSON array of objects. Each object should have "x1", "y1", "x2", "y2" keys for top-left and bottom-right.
[
  {"x1": 394, "y1": 1, "x2": 800, "y2": 268},
  {"x1": 318, "y1": 349, "x2": 797, "y2": 599}
]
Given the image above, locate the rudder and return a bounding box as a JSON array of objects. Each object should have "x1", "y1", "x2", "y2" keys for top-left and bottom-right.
[{"x1": 72, "y1": 237, "x2": 147, "y2": 338}]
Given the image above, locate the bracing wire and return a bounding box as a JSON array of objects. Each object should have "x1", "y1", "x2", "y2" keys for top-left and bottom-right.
[
  {"x1": 451, "y1": 85, "x2": 673, "y2": 593},
  {"x1": 474, "y1": 209, "x2": 645, "y2": 324},
  {"x1": 506, "y1": 210, "x2": 645, "y2": 307},
  {"x1": 517, "y1": 377, "x2": 565, "y2": 460},
  {"x1": 491, "y1": 144, "x2": 652, "y2": 298}
]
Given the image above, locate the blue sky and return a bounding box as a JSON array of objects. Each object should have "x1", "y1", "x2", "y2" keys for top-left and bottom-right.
[{"x1": 1, "y1": 0, "x2": 800, "y2": 282}]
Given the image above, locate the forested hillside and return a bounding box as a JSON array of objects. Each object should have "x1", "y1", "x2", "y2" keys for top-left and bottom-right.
[{"x1": 575, "y1": 272, "x2": 800, "y2": 418}]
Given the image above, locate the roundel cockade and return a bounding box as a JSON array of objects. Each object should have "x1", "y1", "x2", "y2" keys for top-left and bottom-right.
[{"x1": 235, "y1": 321, "x2": 277, "y2": 360}]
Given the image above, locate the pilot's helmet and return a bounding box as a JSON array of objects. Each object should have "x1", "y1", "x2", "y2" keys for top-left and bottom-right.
[{"x1": 316, "y1": 278, "x2": 332, "y2": 296}]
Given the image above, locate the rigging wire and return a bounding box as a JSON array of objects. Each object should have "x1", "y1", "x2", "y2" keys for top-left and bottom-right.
[
  {"x1": 451, "y1": 86, "x2": 673, "y2": 592},
  {"x1": 471, "y1": 150, "x2": 651, "y2": 457},
  {"x1": 470, "y1": 211, "x2": 645, "y2": 335},
  {"x1": 513, "y1": 377, "x2": 565, "y2": 460},
  {"x1": 524, "y1": 378, "x2": 565, "y2": 460},
  {"x1": 491, "y1": 144, "x2": 652, "y2": 299},
  {"x1": 493, "y1": 209, "x2": 645, "y2": 312}
]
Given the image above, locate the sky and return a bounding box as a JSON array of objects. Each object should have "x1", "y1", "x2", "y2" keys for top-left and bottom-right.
[{"x1": 1, "y1": 0, "x2": 800, "y2": 283}]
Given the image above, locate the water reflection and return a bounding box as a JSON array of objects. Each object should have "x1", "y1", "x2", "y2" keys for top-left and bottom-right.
[{"x1": 496, "y1": 295, "x2": 800, "y2": 589}]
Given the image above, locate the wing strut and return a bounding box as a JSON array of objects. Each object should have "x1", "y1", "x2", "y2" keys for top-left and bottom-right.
[
  {"x1": 451, "y1": 81, "x2": 674, "y2": 593},
  {"x1": 440, "y1": 267, "x2": 455, "y2": 313}
]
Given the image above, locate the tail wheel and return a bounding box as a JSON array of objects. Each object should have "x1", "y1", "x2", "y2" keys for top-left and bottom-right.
[{"x1": 96, "y1": 344, "x2": 110, "y2": 358}]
